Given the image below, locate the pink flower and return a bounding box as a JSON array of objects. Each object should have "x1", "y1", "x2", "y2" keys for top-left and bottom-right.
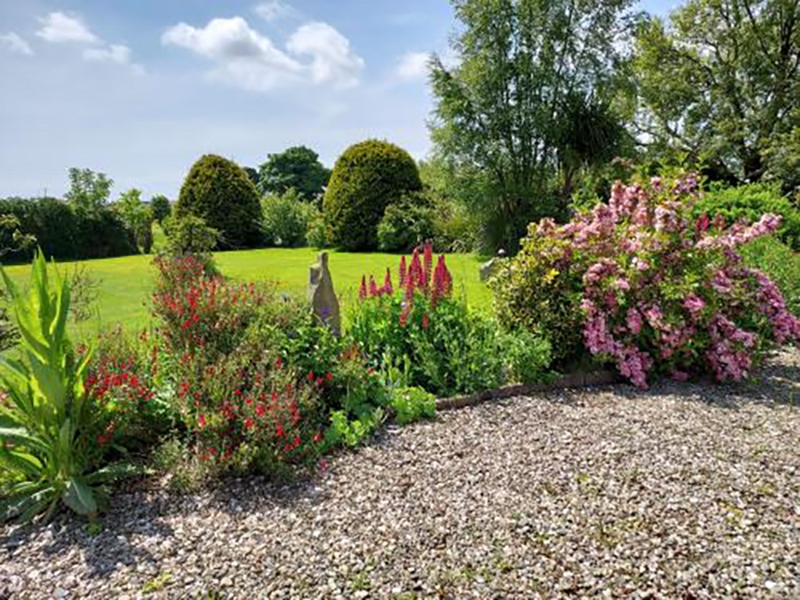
[{"x1": 683, "y1": 294, "x2": 705, "y2": 320}]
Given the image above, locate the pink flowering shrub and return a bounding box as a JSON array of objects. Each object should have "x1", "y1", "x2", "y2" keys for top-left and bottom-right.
[{"x1": 494, "y1": 174, "x2": 798, "y2": 387}]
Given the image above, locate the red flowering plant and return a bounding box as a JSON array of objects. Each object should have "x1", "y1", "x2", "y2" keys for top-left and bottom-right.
[
  {"x1": 493, "y1": 174, "x2": 799, "y2": 388},
  {"x1": 350, "y1": 242, "x2": 512, "y2": 396},
  {"x1": 152, "y1": 254, "x2": 270, "y2": 358},
  {"x1": 82, "y1": 327, "x2": 171, "y2": 461}
]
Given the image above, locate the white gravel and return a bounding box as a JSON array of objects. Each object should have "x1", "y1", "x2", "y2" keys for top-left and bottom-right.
[{"x1": 2, "y1": 348, "x2": 798, "y2": 599}]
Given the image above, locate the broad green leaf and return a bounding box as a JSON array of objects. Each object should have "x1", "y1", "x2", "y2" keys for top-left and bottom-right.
[
  {"x1": 0, "y1": 449, "x2": 43, "y2": 478},
  {"x1": 85, "y1": 462, "x2": 143, "y2": 484},
  {"x1": 0, "y1": 427, "x2": 50, "y2": 454},
  {"x1": 62, "y1": 478, "x2": 97, "y2": 515}
]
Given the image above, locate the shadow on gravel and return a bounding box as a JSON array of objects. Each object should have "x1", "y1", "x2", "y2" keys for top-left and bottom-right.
[{"x1": 598, "y1": 353, "x2": 799, "y2": 409}]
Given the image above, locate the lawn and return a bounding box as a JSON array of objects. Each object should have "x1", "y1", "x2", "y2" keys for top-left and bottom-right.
[{"x1": 2, "y1": 248, "x2": 492, "y2": 335}]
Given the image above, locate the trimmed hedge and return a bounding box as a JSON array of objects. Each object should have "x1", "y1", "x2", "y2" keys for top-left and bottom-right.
[
  {"x1": 0, "y1": 197, "x2": 137, "y2": 261},
  {"x1": 175, "y1": 154, "x2": 263, "y2": 250},
  {"x1": 693, "y1": 182, "x2": 799, "y2": 251},
  {"x1": 323, "y1": 140, "x2": 422, "y2": 251}
]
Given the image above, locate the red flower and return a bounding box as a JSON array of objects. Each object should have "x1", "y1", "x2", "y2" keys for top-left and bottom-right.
[
  {"x1": 244, "y1": 418, "x2": 255, "y2": 429},
  {"x1": 359, "y1": 275, "x2": 367, "y2": 301},
  {"x1": 313, "y1": 432, "x2": 323, "y2": 443},
  {"x1": 369, "y1": 275, "x2": 379, "y2": 297},
  {"x1": 198, "y1": 413, "x2": 206, "y2": 429},
  {"x1": 306, "y1": 371, "x2": 315, "y2": 382},
  {"x1": 325, "y1": 371, "x2": 333, "y2": 382},
  {"x1": 422, "y1": 313, "x2": 430, "y2": 329},
  {"x1": 383, "y1": 268, "x2": 393, "y2": 295},
  {"x1": 399, "y1": 256, "x2": 407, "y2": 288}
]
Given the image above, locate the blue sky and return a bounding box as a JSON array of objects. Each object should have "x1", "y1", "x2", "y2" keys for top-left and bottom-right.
[{"x1": 0, "y1": 0, "x2": 676, "y2": 199}]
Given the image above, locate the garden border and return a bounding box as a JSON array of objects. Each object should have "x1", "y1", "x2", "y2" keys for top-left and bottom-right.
[{"x1": 435, "y1": 370, "x2": 621, "y2": 411}]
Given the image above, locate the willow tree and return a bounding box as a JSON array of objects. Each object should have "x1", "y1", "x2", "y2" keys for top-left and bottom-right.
[{"x1": 430, "y1": 0, "x2": 636, "y2": 252}]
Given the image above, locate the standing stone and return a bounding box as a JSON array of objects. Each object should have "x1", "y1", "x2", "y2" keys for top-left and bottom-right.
[{"x1": 308, "y1": 252, "x2": 341, "y2": 335}]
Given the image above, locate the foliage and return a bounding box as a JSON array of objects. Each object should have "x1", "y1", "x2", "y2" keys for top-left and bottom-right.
[
  {"x1": 163, "y1": 214, "x2": 220, "y2": 259},
  {"x1": 351, "y1": 243, "x2": 552, "y2": 395},
  {"x1": 496, "y1": 174, "x2": 798, "y2": 387},
  {"x1": 501, "y1": 329, "x2": 554, "y2": 385},
  {"x1": 114, "y1": 189, "x2": 154, "y2": 254},
  {"x1": 65, "y1": 168, "x2": 113, "y2": 215},
  {"x1": 324, "y1": 140, "x2": 422, "y2": 251},
  {"x1": 0, "y1": 253, "x2": 136, "y2": 522},
  {"x1": 390, "y1": 387, "x2": 436, "y2": 426},
  {"x1": 740, "y1": 236, "x2": 800, "y2": 317},
  {"x1": 377, "y1": 191, "x2": 436, "y2": 253},
  {"x1": 693, "y1": 183, "x2": 799, "y2": 251},
  {"x1": 306, "y1": 211, "x2": 331, "y2": 248},
  {"x1": 261, "y1": 189, "x2": 318, "y2": 248},
  {"x1": 633, "y1": 0, "x2": 799, "y2": 187},
  {"x1": 430, "y1": 0, "x2": 637, "y2": 252},
  {"x1": 150, "y1": 195, "x2": 171, "y2": 224},
  {"x1": 258, "y1": 146, "x2": 331, "y2": 202},
  {"x1": 175, "y1": 154, "x2": 263, "y2": 250},
  {"x1": 0, "y1": 197, "x2": 137, "y2": 262}
]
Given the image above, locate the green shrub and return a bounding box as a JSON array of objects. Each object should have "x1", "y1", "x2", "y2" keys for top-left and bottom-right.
[
  {"x1": 0, "y1": 197, "x2": 137, "y2": 261},
  {"x1": 490, "y1": 231, "x2": 586, "y2": 365},
  {"x1": 390, "y1": 387, "x2": 436, "y2": 425},
  {"x1": 150, "y1": 195, "x2": 171, "y2": 223},
  {"x1": 163, "y1": 214, "x2": 220, "y2": 259},
  {"x1": 694, "y1": 182, "x2": 800, "y2": 250},
  {"x1": 377, "y1": 191, "x2": 436, "y2": 252},
  {"x1": 324, "y1": 140, "x2": 422, "y2": 251},
  {"x1": 261, "y1": 189, "x2": 317, "y2": 247},
  {"x1": 306, "y1": 211, "x2": 331, "y2": 248},
  {"x1": 0, "y1": 253, "x2": 137, "y2": 522},
  {"x1": 741, "y1": 236, "x2": 800, "y2": 316},
  {"x1": 175, "y1": 154, "x2": 263, "y2": 250}
]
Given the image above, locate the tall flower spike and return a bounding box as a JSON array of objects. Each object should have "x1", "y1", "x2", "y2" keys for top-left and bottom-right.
[
  {"x1": 369, "y1": 275, "x2": 379, "y2": 297},
  {"x1": 383, "y1": 268, "x2": 393, "y2": 295},
  {"x1": 440, "y1": 255, "x2": 452, "y2": 296},
  {"x1": 423, "y1": 241, "x2": 433, "y2": 291},
  {"x1": 408, "y1": 249, "x2": 423, "y2": 295},
  {"x1": 399, "y1": 255, "x2": 407, "y2": 289},
  {"x1": 358, "y1": 275, "x2": 367, "y2": 301}
]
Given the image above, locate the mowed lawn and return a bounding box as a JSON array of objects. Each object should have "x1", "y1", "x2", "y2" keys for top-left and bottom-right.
[{"x1": 2, "y1": 249, "x2": 492, "y2": 335}]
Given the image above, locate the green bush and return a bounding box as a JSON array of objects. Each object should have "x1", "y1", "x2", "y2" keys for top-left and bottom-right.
[
  {"x1": 694, "y1": 183, "x2": 800, "y2": 250},
  {"x1": 323, "y1": 140, "x2": 422, "y2": 251},
  {"x1": 377, "y1": 191, "x2": 436, "y2": 252},
  {"x1": 150, "y1": 195, "x2": 171, "y2": 223},
  {"x1": 261, "y1": 189, "x2": 317, "y2": 247},
  {"x1": 175, "y1": 154, "x2": 263, "y2": 250},
  {"x1": 306, "y1": 211, "x2": 331, "y2": 248},
  {"x1": 0, "y1": 197, "x2": 137, "y2": 261},
  {"x1": 0, "y1": 253, "x2": 137, "y2": 522},
  {"x1": 490, "y1": 230, "x2": 586, "y2": 366},
  {"x1": 741, "y1": 236, "x2": 800, "y2": 316}
]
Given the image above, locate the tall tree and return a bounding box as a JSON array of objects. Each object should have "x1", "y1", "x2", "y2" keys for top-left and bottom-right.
[
  {"x1": 258, "y1": 146, "x2": 331, "y2": 201},
  {"x1": 633, "y1": 0, "x2": 799, "y2": 185},
  {"x1": 430, "y1": 0, "x2": 637, "y2": 252},
  {"x1": 65, "y1": 168, "x2": 113, "y2": 214}
]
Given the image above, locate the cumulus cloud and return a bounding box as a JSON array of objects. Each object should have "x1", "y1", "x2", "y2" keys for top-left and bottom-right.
[
  {"x1": 36, "y1": 12, "x2": 99, "y2": 44},
  {"x1": 0, "y1": 32, "x2": 34, "y2": 56},
  {"x1": 396, "y1": 51, "x2": 430, "y2": 80},
  {"x1": 82, "y1": 44, "x2": 145, "y2": 74},
  {"x1": 287, "y1": 23, "x2": 364, "y2": 88},
  {"x1": 254, "y1": 1, "x2": 295, "y2": 22},
  {"x1": 162, "y1": 16, "x2": 363, "y2": 91}
]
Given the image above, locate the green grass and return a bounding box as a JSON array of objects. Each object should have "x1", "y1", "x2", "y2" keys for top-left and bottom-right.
[{"x1": 2, "y1": 248, "x2": 491, "y2": 336}]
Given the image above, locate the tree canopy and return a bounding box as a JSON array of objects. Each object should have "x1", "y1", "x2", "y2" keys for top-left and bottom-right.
[
  {"x1": 430, "y1": 0, "x2": 637, "y2": 252},
  {"x1": 65, "y1": 168, "x2": 113, "y2": 214},
  {"x1": 258, "y1": 146, "x2": 331, "y2": 201},
  {"x1": 633, "y1": 0, "x2": 799, "y2": 187}
]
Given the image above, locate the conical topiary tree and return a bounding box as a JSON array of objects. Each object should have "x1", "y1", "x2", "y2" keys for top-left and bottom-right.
[{"x1": 175, "y1": 154, "x2": 263, "y2": 250}]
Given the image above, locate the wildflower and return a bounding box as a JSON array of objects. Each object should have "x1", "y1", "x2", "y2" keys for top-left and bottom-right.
[
  {"x1": 369, "y1": 275, "x2": 379, "y2": 297},
  {"x1": 325, "y1": 371, "x2": 333, "y2": 382},
  {"x1": 399, "y1": 255, "x2": 407, "y2": 288},
  {"x1": 244, "y1": 418, "x2": 255, "y2": 429},
  {"x1": 198, "y1": 414, "x2": 206, "y2": 429},
  {"x1": 422, "y1": 313, "x2": 430, "y2": 329},
  {"x1": 307, "y1": 371, "x2": 315, "y2": 382},
  {"x1": 358, "y1": 275, "x2": 367, "y2": 301},
  {"x1": 383, "y1": 268, "x2": 393, "y2": 295}
]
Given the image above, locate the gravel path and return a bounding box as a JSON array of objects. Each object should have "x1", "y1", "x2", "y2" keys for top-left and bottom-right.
[{"x1": 2, "y1": 349, "x2": 799, "y2": 599}]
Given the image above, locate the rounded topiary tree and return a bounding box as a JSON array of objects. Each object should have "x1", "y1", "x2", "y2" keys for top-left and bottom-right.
[
  {"x1": 323, "y1": 140, "x2": 422, "y2": 250},
  {"x1": 175, "y1": 154, "x2": 263, "y2": 250}
]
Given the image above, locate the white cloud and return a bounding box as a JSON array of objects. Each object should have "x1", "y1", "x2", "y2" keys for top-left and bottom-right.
[
  {"x1": 0, "y1": 32, "x2": 34, "y2": 56},
  {"x1": 287, "y1": 23, "x2": 364, "y2": 88},
  {"x1": 83, "y1": 44, "x2": 131, "y2": 64},
  {"x1": 396, "y1": 51, "x2": 430, "y2": 81},
  {"x1": 82, "y1": 44, "x2": 145, "y2": 75},
  {"x1": 162, "y1": 17, "x2": 363, "y2": 92},
  {"x1": 254, "y1": 1, "x2": 295, "y2": 22},
  {"x1": 36, "y1": 12, "x2": 99, "y2": 44}
]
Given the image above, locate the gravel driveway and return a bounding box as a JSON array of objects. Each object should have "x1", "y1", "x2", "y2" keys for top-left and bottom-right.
[{"x1": 2, "y1": 349, "x2": 798, "y2": 599}]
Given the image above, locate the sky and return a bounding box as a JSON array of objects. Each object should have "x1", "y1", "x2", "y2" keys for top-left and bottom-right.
[{"x1": 0, "y1": 0, "x2": 676, "y2": 199}]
